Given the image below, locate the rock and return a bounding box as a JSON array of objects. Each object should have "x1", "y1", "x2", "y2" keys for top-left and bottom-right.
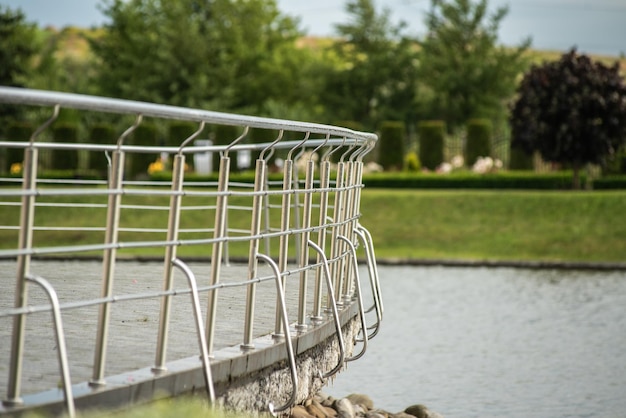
[
  {"x1": 321, "y1": 396, "x2": 336, "y2": 407},
  {"x1": 334, "y1": 398, "x2": 356, "y2": 418},
  {"x1": 391, "y1": 413, "x2": 417, "y2": 418},
  {"x1": 322, "y1": 405, "x2": 338, "y2": 417},
  {"x1": 306, "y1": 401, "x2": 328, "y2": 418},
  {"x1": 365, "y1": 412, "x2": 387, "y2": 418},
  {"x1": 353, "y1": 404, "x2": 367, "y2": 417},
  {"x1": 292, "y1": 405, "x2": 316, "y2": 418},
  {"x1": 313, "y1": 398, "x2": 336, "y2": 417},
  {"x1": 403, "y1": 404, "x2": 445, "y2": 418},
  {"x1": 346, "y1": 394, "x2": 374, "y2": 411}
]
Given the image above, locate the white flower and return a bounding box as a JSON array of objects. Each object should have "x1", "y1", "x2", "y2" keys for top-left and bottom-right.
[
  {"x1": 363, "y1": 161, "x2": 383, "y2": 173},
  {"x1": 472, "y1": 156, "x2": 494, "y2": 173},
  {"x1": 451, "y1": 155, "x2": 464, "y2": 168},
  {"x1": 437, "y1": 162, "x2": 453, "y2": 173}
]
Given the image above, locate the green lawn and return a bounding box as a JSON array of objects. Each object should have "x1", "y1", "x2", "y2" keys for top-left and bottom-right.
[
  {"x1": 1, "y1": 188, "x2": 625, "y2": 264},
  {"x1": 359, "y1": 189, "x2": 626, "y2": 263}
]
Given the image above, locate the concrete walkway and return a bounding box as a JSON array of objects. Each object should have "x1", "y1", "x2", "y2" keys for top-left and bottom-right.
[{"x1": 0, "y1": 258, "x2": 322, "y2": 400}]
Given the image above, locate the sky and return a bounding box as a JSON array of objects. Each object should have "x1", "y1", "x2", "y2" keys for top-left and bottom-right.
[{"x1": 1, "y1": 0, "x2": 625, "y2": 57}]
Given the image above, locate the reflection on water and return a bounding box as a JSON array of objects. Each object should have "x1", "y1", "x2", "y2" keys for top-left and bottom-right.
[{"x1": 328, "y1": 266, "x2": 626, "y2": 418}]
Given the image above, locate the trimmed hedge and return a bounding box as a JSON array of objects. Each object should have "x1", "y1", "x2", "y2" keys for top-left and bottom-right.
[
  {"x1": 378, "y1": 121, "x2": 405, "y2": 171},
  {"x1": 465, "y1": 119, "x2": 492, "y2": 166},
  {"x1": 212, "y1": 124, "x2": 239, "y2": 172},
  {"x1": 418, "y1": 120, "x2": 445, "y2": 170},
  {"x1": 361, "y1": 171, "x2": 584, "y2": 190},
  {"x1": 593, "y1": 176, "x2": 626, "y2": 189},
  {"x1": 509, "y1": 145, "x2": 534, "y2": 170},
  {"x1": 128, "y1": 123, "x2": 159, "y2": 179},
  {"x1": 249, "y1": 127, "x2": 279, "y2": 164},
  {"x1": 4, "y1": 122, "x2": 32, "y2": 171},
  {"x1": 148, "y1": 170, "x2": 611, "y2": 190},
  {"x1": 88, "y1": 123, "x2": 116, "y2": 175},
  {"x1": 168, "y1": 121, "x2": 201, "y2": 171},
  {"x1": 51, "y1": 123, "x2": 79, "y2": 171}
]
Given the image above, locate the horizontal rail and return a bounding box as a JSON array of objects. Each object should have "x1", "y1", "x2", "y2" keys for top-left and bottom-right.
[{"x1": 0, "y1": 87, "x2": 377, "y2": 143}]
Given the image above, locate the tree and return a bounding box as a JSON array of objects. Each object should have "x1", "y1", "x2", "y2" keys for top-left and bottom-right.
[
  {"x1": 92, "y1": 0, "x2": 307, "y2": 113},
  {"x1": 322, "y1": 0, "x2": 419, "y2": 130},
  {"x1": 418, "y1": 0, "x2": 530, "y2": 131},
  {"x1": 510, "y1": 49, "x2": 626, "y2": 189},
  {"x1": 0, "y1": 6, "x2": 39, "y2": 133},
  {"x1": 0, "y1": 6, "x2": 38, "y2": 88}
]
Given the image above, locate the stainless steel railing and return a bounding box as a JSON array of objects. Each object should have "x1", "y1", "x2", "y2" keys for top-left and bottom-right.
[{"x1": 0, "y1": 87, "x2": 382, "y2": 416}]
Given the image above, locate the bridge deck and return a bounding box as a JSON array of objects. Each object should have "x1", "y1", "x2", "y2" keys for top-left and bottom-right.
[{"x1": 0, "y1": 259, "x2": 321, "y2": 400}]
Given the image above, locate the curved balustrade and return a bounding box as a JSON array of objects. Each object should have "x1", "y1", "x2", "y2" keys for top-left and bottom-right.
[{"x1": 0, "y1": 87, "x2": 382, "y2": 416}]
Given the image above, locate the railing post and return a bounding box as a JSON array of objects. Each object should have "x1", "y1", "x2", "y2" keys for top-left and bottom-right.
[
  {"x1": 5, "y1": 104, "x2": 58, "y2": 407},
  {"x1": 153, "y1": 153, "x2": 186, "y2": 372},
  {"x1": 206, "y1": 155, "x2": 231, "y2": 354},
  {"x1": 273, "y1": 157, "x2": 294, "y2": 337},
  {"x1": 328, "y1": 160, "x2": 346, "y2": 309},
  {"x1": 296, "y1": 158, "x2": 315, "y2": 330},
  {"x1": 242, "y1": 157, "x2": 267, "y2": 349},
  {"x1": 341, "y1": 159, "x2": 357, "y2": 304},
  {"x1": 91, "y1": 147, "x2": 125, "y2": 386},
  {"x1": 4, "y1": 146, "x2": 38, "y2": 407},
  {"x1": 312, "y1": 158, "x2": 331, "y2": 323},
  {"x1": 91, "y1": 114, "x2": 140, "y2": 386}
]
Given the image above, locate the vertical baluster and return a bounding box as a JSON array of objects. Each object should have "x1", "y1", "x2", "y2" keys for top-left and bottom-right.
[
  {"x1": 243, "y1": 131, "x2": 282, "y2": 348},
  {"x1": 206, "y1": 127, "x2": 248, "y2": 353},
  {"x1": 92, "y1": 115, "x2": 140, "y2": 386},
  {"x1": 296, "y1": 157, "x2": 315, "y2": 329},
  {"x1": 5, "y1": 106, "x2": 58, "y2": 407},
  {"x1": 273, "y1": 134, "x2": 308, "y2": 336},
  {"x1": 5, "y1": 146, "x2": 38, "y2": 406},
  {"x1": 153, "y1": 153, "x2": 186, "y2": 372},
  {"x1": 328, "y1": 159, "x2": 346, "y2": 308},
  {"x1": 273, "y1": 157, "x2": 293, "y2": 337},
  {"x1": 312, "y1": 153, "x2": 331, "y2": 323},
  {"x1": 341, "y1": 158, "x2": 356, "y2": 303},
  {"x1": 206, "y1": 154, "x2": 230, "y2": 354}
]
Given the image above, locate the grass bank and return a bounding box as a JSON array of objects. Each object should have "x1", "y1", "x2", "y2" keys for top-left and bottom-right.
[
  {"x1": 359, "y1": 189, "x2": 626, "y2": 263},
  {"x1": 1, "y1": 189, "x2": 624, "y2": 264}
]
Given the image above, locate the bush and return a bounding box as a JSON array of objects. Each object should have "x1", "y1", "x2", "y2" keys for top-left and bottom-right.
[
  {"x1": 249, "y1": 127, "x2": 279, "y2": 165},
  {"x1": 405, "y1": 152, "x2": 421, "y2": 172},
  {"x1": 329, "y1": 121, "x2": 363, "y2": 163},
  {"x1": 168, "y1": 121, "x2": 201, "y2": 170},
  {"x1": 212, "y1": 125, "x2": 240, "y2": 172},
  {"x1": 465, "y1": 119, "x2": 492, "y2": 167},
  {"x1": 128, "y1": 123, "x2": 159, "y2": 179},
  {"x1": 4, "y1": 122, "x2": 32, "y2": 172},
  {"x1": 593, "y1": 175, "x2": 626, "y2": 189},
  {"x1": 604, "y1": 145, "x2": 626, "y2": 175},
  {"x1": 378, "y1": 121, "x2": 405, "y2": 171},
  {"x1": 509, "y1": 145, "x2": 534, "y2": 170},
  {"x1": 418, "y1": 120, "x2": 445, "y2": 170},
  {"x1": 88, "y1": 123, "x2": 116, "y2": 175},
  {"x1": 362, "y1": 171, "x2": 583, "y2": 190},
  {"x1": 51, "y1": 123, "x2": 79, "y2": 171}
]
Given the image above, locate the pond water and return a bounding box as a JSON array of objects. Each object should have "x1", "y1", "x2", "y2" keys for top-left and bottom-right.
[{"x1": 327, "y1": 265, "x2": 626, "y2": 418}]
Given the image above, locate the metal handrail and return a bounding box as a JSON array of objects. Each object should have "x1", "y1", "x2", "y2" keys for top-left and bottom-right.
[
  {"x1": 171, "y1": 258, "x2": 216, "y2": 403},
  {"x1": 307, "y1": 240, "x2": 345, "y2": 380},
  {"x1": 21, "y1": 274, "x2": 75, "y2": 418},
  {"x1": 0, "y1": 87, "x2": 376, "y2": 143},
  {"x1": 337, "y1": 235, "x2": 368, "y2": 362},
  {"x1": 257, "y1": 254, "x2": 298, "y2": 415}
]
